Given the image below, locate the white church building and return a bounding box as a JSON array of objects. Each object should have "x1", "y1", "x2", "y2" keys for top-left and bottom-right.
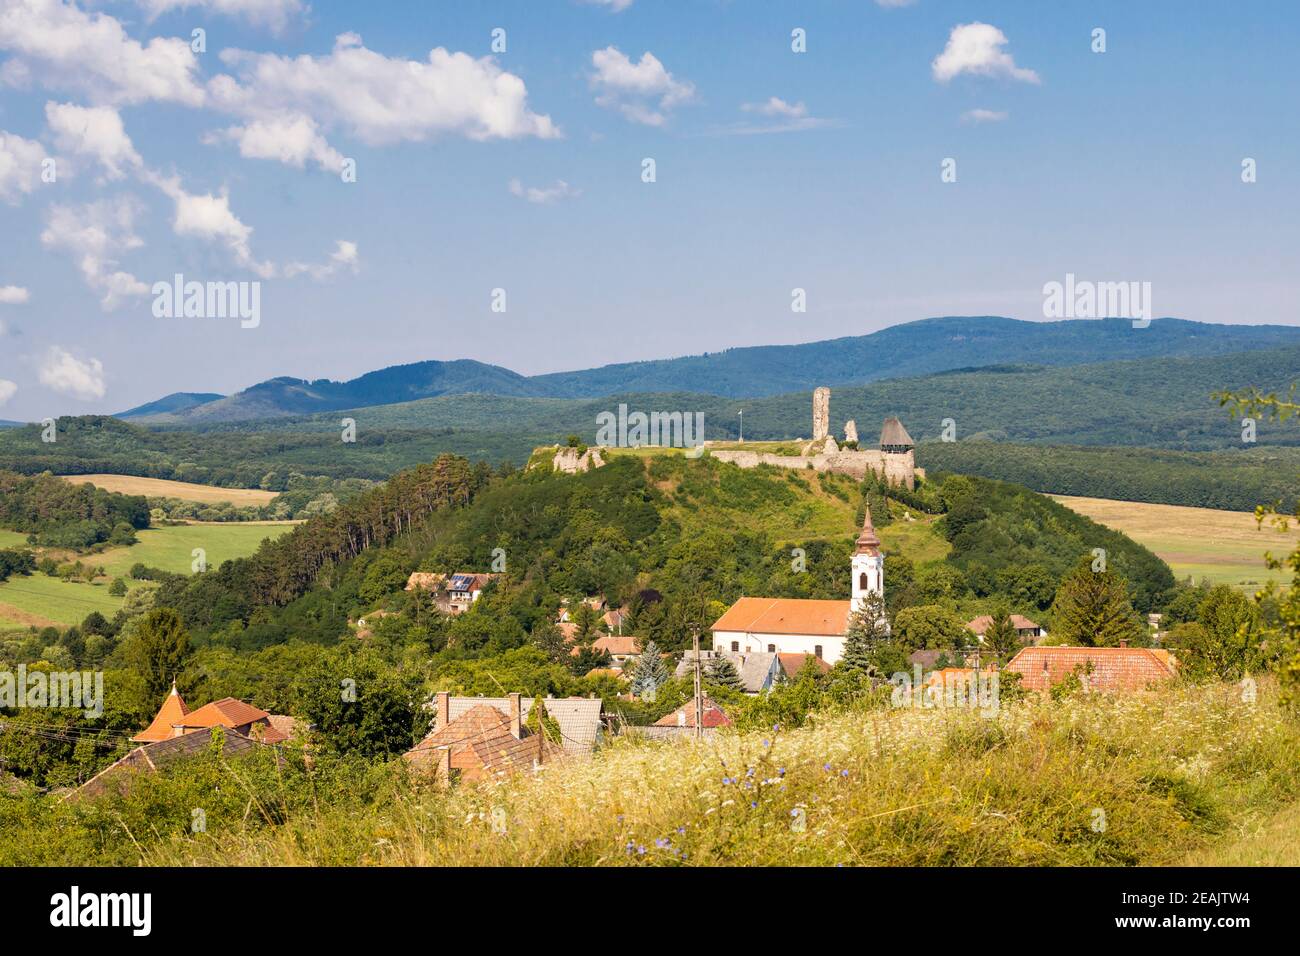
[{"x1": 711, "y1": 506, "x2": 884, "y2": 666}]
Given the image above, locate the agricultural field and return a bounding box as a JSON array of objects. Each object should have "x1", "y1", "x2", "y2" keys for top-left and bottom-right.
[
  {"x1": 1051, "y1": 495, "x2": 1299, "y2": 590},
  {"x1": 0, "y1": 522, "x2": 295, "y2": 628},
  {"x1": 58, "y1": 474, "x2": 279, "y2": 506},
  {"x1": 0, "y1": 529, "x2": 29, "y2": 549}
]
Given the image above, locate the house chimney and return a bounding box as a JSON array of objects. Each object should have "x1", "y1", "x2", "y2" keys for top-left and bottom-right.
[
  {"x1": 1119, "y1": 639, "x2": 1129, "y2": 649},
  {"x1": 171, "y1": 723, "x2": 185, "y2": 738},
  {"x1": 435, "y1": 691, "x2": 450, "y2": 731},
  {"x1": 437, "y1": 746, "x2": 451, "y2": 789},
  {"x1": 509, "y1": 692, "x2": 522, "y2": 739}
]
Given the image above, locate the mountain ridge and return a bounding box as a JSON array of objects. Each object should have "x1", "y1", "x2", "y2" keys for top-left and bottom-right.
[{"x1": 120, "y1": 316, "x2": 1300, "y2": 424}]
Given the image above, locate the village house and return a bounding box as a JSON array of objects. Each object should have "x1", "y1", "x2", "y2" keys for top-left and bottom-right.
[
  {"x1": 676, "y1": 649, "x2": 784, "y2": 694},
  {"x1": 69, "y1": 685, "x2": 302, "y2": 802},
  {"x1": 966, "y1": 614, "x2": 1046, "y2": 644},
  {"x1": 710, "y1": 507, "x2": 885, "y2": 666},
  {"x1": 131, "y1": 683, "x2": 297, "y2": 744},
  {"x1": 404, "y1": 693, "x2": 562, "y2": 784},
  {"x1": 628, "y1": 697, "x2": 733, "y2": 739},
  {"x1": 1005, "y1": 644, "x2": 1179, "y2": 693},
  {"x1": 588, "y1": 633, "x2": 640, "y2": 666},
  {"x1": 405, "y1": 571, "x2": 499, "y2": 614}
]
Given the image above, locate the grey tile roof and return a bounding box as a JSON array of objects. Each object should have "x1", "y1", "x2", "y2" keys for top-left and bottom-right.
[{"x1": 676, "y1": 650, "x2": 782, "y2": 694}]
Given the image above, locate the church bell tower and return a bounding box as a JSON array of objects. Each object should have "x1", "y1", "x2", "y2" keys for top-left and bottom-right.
[{"x1": 851, "y1": 504, "x2": 884, "y2": 611}]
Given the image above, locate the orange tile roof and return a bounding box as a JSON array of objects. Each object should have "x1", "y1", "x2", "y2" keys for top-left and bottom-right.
[
  {"x1": 592, "y1": 634, "x2": 640, "y2": 656},
  {"x1": 132, "y1": 684, "x2": 191, "y2": 742},
  {"x1": 1006, "y1": 646, "x2": 1178, "y2": 692},
  {"x1": 175, "y1": 697, "x2": 271, "y2": 731},
  {"x1": 712, "y1": 596, "x2": 851, "y2": 637}
]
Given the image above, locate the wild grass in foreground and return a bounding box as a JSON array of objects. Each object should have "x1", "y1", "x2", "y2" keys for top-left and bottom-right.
[{"x1": 2, "y1": 681, "x2": 1296, "y2": 866}]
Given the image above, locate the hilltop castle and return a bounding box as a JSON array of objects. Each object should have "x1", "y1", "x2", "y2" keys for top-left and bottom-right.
[{"x1": 708, "y1": 387, "x2": 921, "y2": 488}]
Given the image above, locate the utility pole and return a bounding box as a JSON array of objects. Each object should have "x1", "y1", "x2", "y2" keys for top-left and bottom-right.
[
  {"x1": 738, "y1": 410, "x2": 743, "y2": 443},
  {"x1": 690, "y1": 622, "x2": 703, "y2": 740}
]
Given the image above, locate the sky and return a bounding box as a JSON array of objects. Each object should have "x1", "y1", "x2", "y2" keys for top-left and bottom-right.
[{"x1": 0, "y1": 0, "x2": 1297, "y2": 420}]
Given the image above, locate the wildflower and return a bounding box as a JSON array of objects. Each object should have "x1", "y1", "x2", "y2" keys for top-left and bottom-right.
[
  {"x1": 763, "y1": 739, "x2": 771, "y2": 747},
  {"x1": 777, "y1": 767, "x2": 786, "y2": 776},
  {"x1": 637, "y1": 845, "x2": 647, "y2": 855},
  {"x1": 655, "y1": 837, "x2": 670, "y2": 849},
  {"x1": 824, "y1": 763, "x2": 832, "y2": 772},
  {"x1": 750, "y1": 801, "x2": 758, "y2": 808},
  {"x1": 841, "y1": 769, "x2": 849, "y2": 778}
]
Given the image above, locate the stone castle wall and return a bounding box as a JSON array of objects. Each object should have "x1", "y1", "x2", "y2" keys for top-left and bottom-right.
[{"x1": 708, "y1": 447, "x2": 918, "y2": 489}]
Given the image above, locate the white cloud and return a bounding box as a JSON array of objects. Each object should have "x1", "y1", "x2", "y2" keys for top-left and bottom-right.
[
  {"x1": 40, "y1": 197, "x2": 150, "y2": 309},
  {"x1": 0, "y1": 379, "x2": 16, "y2": 405},
  {"x1": 206, "y1": 114, "x2": 345, "y2": 172},
  {"x1": 741, "y1": 97, "x2": 808, "y2": 119},
  {"x1": 206, "y1": 32, "x2": 558, "y2": 160},
  {"x1": 134, "y1": 0, "x2": 307, "y2": 35},
  {"x1": 932, "y1": 23, "x2": 1040, "y2": 85},
  {"x1": 284, "y1": 239, "x2": 360, "y2": 280},
  {"x1": 0, "y1": 285, "x2": 29, "y2": 304},
  {"x1": 39, "y1": 346, "x2": 105, "y2": 400},
  {"x1": 0, "y1": 128, "x2": 46, "y2": 203},
  {"x1": 0, "y1": 0, "x2": 205, "y2": 105},
  {"x1": 508, "y1": 178, "x2": 580, "y2": 204},
  {"x1": 961, "y1": 108, "x2": 1009, "y2": 124},
  {"x1": 590, "y1": 46, "x2": 694, "y2": 126},
  {"x1": 146, "y1": 172, "x2": 274, "y2": 278},
  {"x1": 582, "y1": 0, "x2": 634, "y2": 10},
  {"x1": 45, "y1": 101, "x2": 142, "y2": 178}
]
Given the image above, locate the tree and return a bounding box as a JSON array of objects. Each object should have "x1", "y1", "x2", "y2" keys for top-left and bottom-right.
[
  {"x1": 120, "y1": 608, "x2": 191, "y2": 701},
  {"x1": 706, "y1": 654, "x2": 744, "y2": 690},
  {"x1": 983, "y1": 604, "x2": 1021, "y2": 663},
  {"x1": 1049, "y1": 560, "x2": 1144, "y2": 647},
  {"x1": 1176, "y1": 585, "x2": 1263, "y2": 680},
  {"x1": 570, "y1": 600, "x2": 600, "y2": 641},
  {"x1": 630, "y1": 640, "x2": 669, "y2": 699},
  {"x1": 108, "y1": 578, "x2": 127, "y2": 597},
  {"x1": 892, "y1": 604, "x2": 969, "y2": 653},
  {"x1": 531, "y1": 619, "x2": 568, "y2": 663},
  {"x1": 841, "y1": 592, "x2": 890, "y2": 673},
  {"x1": 1215, "y1": 382, "x2": 1300, "y2": 709}
]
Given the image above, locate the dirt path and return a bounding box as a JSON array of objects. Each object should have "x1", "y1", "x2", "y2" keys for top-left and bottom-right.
[{"x1": 0, "y1": 602, "x2": 58, "y2": 628}]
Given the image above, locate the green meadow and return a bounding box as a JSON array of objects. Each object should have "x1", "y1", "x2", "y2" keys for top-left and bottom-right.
[{"x1": 0, "y1": 522, "x2": 295, "y2": 629}]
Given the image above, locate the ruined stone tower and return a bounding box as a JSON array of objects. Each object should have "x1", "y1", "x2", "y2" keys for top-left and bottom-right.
[{"x1": 812, "y1": 387, "x2": 830, "y2": 441}]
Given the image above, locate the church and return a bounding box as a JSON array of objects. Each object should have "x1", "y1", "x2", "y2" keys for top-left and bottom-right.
[{"x1": 710, "y1": 506, "x2": 884, "y2": 666}]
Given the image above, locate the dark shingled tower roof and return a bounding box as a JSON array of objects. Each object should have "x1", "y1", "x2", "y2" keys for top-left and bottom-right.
[{"x1": 880, "y1": 416, "x2": 915, "y2": 450}]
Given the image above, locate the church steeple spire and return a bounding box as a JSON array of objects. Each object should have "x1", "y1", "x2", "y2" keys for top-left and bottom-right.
[{"x1": 855, "y1": 504, "x2": 881, "y2": 555}]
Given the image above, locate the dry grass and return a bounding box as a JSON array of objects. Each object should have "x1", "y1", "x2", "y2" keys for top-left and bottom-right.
[
  {"x1": 144, "y1": 680, "x2": 1300, "y2": 867},
  {"x1": 59, "y1": 474, "x2": 278, "y2": 506},
  {"x1": 1052, "y1": 494, "x2": 1300, "y2": 589}
]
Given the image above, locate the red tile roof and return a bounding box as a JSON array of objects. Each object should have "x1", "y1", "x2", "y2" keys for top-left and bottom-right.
[
  {"x1": 777, "y1": 652, "x2": 831, "y2": 677},
  {"x1": 1006, "y1": 646, "x2": 1178, "y2": 692},
  {"x1": 654, "y1": 698, "x2": 732, "y2": 729},
  {"x1": 175, "y1": 697, "x2": 271, "y2": 731},
  {"x1": 712, "y1": 596, "x2": 851, "y2": 637},
  {"x1": 592, "y1": 634, "x2": 640, "y2": 656}
]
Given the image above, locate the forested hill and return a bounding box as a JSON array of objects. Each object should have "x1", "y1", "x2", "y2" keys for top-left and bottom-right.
[
  {"x1": 122, "y1": 316, "x2": 1300, "y2": 422},
  {"x1": 151, "y1": 453, "x2": 1173, "y2": 662}
]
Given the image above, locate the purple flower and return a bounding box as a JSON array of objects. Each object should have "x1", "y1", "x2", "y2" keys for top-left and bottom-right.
[
  {"x1": 750, "y1": 801, "x2": 758, "y2": 808},
  {"x1": 777, "y1": 768, "x2": 786, "y2": 776},
  {"x1": 840, "y1": 769, "x2": 849, "y2": 778},
  {"x1": 823, "y1": 763, "x2": 832, "y2": 772},
  {"x1": 762, "y1": 739, "x2": 771, "y2": 748}
]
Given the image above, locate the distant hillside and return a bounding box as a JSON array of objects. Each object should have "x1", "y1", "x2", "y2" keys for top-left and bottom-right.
[
  {"x1": 116, "y1": 392, "x2": 224, "y2": 419},
  {"x1": 529, "y1": 316, "x2": 1300, "y2": 399},
  {"x1": 130, "y1": 317, "x2": 1300, "y2": 422},
  {"x1": 0, "y1": 420, "x2": 23, "y2": 429},
  {"x1": 218, "y1": 345, "x2": 1300, "y2": 452}
]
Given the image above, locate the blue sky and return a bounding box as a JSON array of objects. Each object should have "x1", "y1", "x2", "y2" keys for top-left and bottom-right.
[{"x1": 0, "y1": 0, "x2": 1297, "y2": 420}]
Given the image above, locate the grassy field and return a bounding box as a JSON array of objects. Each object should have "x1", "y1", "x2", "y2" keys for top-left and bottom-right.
[
  {"x1": 0, "y1": 522, "x2": 295, "y2": 628},
  {"x1": 58, "y1": 474, "x2": 279, "y2": 505},
  {"x1": 1182, "y1": 800, "x2": 1300, "y2": 866},
  {"x1": 52, "y1": 679, "x2": 1291, "y2": 867},
  {"x1": 0, "y1": 530, "x2": 30, "y2": 548},
  {"x1": 1051, "y1": 495, "x2": 1299, "y2": 590}
]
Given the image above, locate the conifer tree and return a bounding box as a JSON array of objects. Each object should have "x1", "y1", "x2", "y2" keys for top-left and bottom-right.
[
  {"x1": 1050, "y1": 560, "x2": 1144, "y2": 647},
  {"x1": 842, "y1": 591, "x2": 890, "y2": 673},
  {"x1": 984, "y1": 604, "x2": 1021, "y2": 662},
  {"x1": 631, "y1": 640, "x2": 669, "y2": 698},
  {"x1": 706, "y1": 654, "x2": 744, "y2": 690}
]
